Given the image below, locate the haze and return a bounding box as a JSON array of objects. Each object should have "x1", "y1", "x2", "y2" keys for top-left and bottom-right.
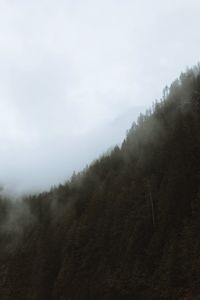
[{"x1": 0, "y1": 0, "x2": 200, "y2": 195}]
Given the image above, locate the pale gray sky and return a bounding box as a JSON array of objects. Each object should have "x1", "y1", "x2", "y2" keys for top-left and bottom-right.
[{"x1": 0, "y1": 0, "x2": 200, "y2": 194}]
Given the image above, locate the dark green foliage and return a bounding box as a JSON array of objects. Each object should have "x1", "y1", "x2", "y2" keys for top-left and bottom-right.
[{"x1": 1, "y1": 66, "x2": 200, "y2": 299}]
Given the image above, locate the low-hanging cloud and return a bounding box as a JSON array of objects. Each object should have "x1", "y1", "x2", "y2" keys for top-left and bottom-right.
[{"x1": 0, "y1": 0, "x2": 200, "y2": 194}]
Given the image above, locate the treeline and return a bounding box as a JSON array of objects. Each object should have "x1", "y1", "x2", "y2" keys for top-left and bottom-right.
[{"x1": 1, "y1": 65, "x2": 200, "y2": 299}]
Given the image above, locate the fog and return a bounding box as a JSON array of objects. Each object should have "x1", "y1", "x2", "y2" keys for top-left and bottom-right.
[{"x1": 0, "y1": 0, "x2": 200, "y2": 195}]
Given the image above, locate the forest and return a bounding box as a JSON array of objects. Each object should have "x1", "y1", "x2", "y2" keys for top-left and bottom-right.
[{"x1": 1, "y1": 65, "x2": 200, "y2": 299}]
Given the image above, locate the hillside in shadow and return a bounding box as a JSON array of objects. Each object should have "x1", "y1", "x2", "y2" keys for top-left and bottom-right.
[{"x1": 1, "y1": 65, "x2": 200, "y2": 299}]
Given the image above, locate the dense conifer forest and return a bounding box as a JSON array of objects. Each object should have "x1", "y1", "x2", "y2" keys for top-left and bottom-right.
[{"x1": 1, "y1": 66, "x2": 200, "y2": 299}]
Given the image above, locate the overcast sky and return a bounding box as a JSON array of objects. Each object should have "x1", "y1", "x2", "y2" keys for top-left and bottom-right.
[{"x1": 0, "y1": 0, "x2": 200, "y2": 195}]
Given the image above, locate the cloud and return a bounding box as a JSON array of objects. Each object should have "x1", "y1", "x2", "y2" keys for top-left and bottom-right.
[{"x1": 0, "y1": 0, "x2": 200, "y2": 194}]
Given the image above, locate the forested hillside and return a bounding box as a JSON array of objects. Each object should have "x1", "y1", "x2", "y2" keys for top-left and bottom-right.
[{"x1": 1, "y1": 66, "x2": 200, "y2": 299}]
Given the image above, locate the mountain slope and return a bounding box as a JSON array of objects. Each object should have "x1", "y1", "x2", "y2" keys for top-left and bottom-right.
[{"x1": 1, "y1": 66, "x2": 200, "y2": 299}]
